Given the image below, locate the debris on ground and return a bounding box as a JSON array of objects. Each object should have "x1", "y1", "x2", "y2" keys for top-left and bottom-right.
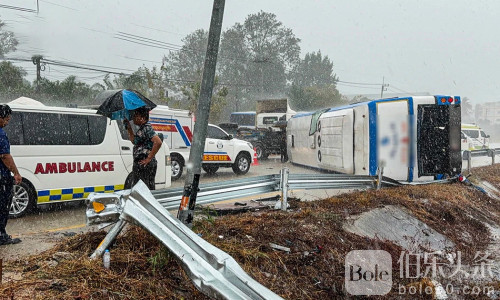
[{"x1": 1, "y1": 164, "x2": 499, "y2": 299}]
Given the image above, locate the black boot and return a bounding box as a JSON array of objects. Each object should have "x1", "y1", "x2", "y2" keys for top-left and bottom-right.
[{"x1": 0, "y1": 234, "x2": 21, "y2": 245}]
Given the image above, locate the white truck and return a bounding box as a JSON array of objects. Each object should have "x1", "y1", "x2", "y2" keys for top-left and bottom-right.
[
  {"x1": 148, "y1": 105, "x2": 255, "y2": 180},
  {"x1": 255, "y1": 98, "x2": 296, "y2": 130}
]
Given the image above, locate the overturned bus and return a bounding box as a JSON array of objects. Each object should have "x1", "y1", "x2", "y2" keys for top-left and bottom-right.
[{"x1": 287, "y1": 95, "x2": 462, "y2": 182}]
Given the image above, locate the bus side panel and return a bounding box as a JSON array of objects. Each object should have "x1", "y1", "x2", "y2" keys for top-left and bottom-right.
[
  {"x1": 288, "y1": 115, "x2": 317, "y2": 167},
  {"x1": 353, "y1": 106, "x2": 369, "y2": 175},
  {"x1": 317, "y1": 109, "x2": 354, "y2": 174},
  {"x1": 376, "y1": 100, "x2": 410, "y2": 181}
]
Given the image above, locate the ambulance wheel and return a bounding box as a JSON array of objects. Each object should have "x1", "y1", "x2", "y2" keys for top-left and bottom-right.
[
  {"x1": 233, "y1": 153, "x2": 251, "y2": 175},
  {"x1": 171, "y1": 156, "x2": 184, "y2": 181},
  {"x1": 254, "y1": 143, "x2": 268, "y2": 160},
  {"x1": 202, "y1": 165, "x2": 219, "y2": 174},
  {"x1": 10, "y1": 180, "x2": 37, "y2": 218}
]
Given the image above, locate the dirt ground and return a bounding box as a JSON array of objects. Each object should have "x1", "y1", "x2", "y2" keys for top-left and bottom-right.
[{"x1": 1, "y1": 165, "x2": 500, "y2": 299}]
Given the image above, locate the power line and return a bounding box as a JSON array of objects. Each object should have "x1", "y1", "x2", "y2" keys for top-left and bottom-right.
[
  {"x1": 0, "y1": 4, "x2": 37, "y2": 13},
  {"x1": 337, "y1": 79, "x2": 382, "y2": 86},
  {"x1": 39, "y1": 0, "x2": 79, "y2": 11}
]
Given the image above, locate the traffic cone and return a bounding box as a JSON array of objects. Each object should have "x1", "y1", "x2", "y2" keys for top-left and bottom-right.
[{"x1": 252, "y1": 147, "x2": 259, "y2": 166}]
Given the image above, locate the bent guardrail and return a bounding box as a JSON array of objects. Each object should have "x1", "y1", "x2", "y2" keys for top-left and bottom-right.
[
  {"x1": 87, "y1": 182, "x2": 283, "y2": 300},
  {"x1": 86, "y1": 170, "x2": 401, "y2": 299}
]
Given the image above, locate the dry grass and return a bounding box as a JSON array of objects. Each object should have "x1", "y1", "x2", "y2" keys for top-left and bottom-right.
[{"x1": 1, "y1": 164, "x2": 499, "y2": 299}]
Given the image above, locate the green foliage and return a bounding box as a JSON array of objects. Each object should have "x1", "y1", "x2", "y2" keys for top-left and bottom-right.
[
  {"x1": 179, "y1": 75, "x2": 228, "y2": 123},
  {"x1": 0, "y1": 61, "x2": 28, "y2": 91},
  {"x1": 288, "y1": 51, "x2": 342, "y2": 110},
  {"x1": 165, "y1": 29, "x2": 208, "y2": 82},
  {"x1": 0, "y1": 18, "x2": 18, "y2": 58},
  {"x1": 147, "y1": 247, "x2": 172, "y2": 274},
  {"x1": 290, "y1": 84, "x2": 344, "y2": 111}
]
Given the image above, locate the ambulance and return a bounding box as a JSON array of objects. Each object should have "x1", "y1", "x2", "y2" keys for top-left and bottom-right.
[
  {"x1": 148, "y1": 105, "x2": 255, "y2": 180},
  {"x1": 4, "y1": 103, "x2": 171, "y2": 218},
  {"x1": 461, "y1": 123, "x2": 490, "y2": 151}
]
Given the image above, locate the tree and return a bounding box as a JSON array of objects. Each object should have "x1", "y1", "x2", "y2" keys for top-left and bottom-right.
[
  {"x1": 165, "y1": 29, "x2": 208, "y2": 82},
  {"x1": 239, "y1": 11, "x2": 301, "y2": 98},
  {"x1": 0, "y1": 61, "x2": 27, "y2": 91},
  {"x1": 288, "y1": 51, "x2": 341, "y2": 110},
  {"x1": 0, "y1": 18, "x2": 18, "y2": 58},
  {"x1": 219, "y1": 24, "x2": 252, "y2": 112},
  {"x1": 0, "y1": 61, "x2": 30, "y2": 102},
  {"x1": 461, "y1": 97, "x2": 474, "y2": 123}
]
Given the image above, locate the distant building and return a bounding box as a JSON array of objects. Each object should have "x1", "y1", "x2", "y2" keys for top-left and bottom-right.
[{"x1": 476, "y1": 102, "x2": 500, "y2": 125}]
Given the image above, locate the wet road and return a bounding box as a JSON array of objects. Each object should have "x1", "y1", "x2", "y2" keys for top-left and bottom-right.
[{"x1": 6, "y1": 151, "x2": 500, "y2": 238}]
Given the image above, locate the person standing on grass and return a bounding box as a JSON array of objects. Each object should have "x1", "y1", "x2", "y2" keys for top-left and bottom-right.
[
  {"x1": 0, "y1": 105, "x2": 22, "y2": 246},
  {"x1": 123, "y1": 107, "x2": 162, "y2": 190}
]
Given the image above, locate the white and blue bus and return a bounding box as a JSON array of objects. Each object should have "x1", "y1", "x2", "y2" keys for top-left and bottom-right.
[
  {"x1": 287, "y1": 95, "x2": 461, "y2": 182},
  {"x1": 229, "y1": 111, "x2": 256, "y2": 129}
]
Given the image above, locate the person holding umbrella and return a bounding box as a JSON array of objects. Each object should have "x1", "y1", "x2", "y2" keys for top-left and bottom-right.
[
  {"x1": 124, "y1": 107, "x2": 162, "y2": 190},
  {"x1": 95, "y1": 89, "x2": 160, "y2": 190}
]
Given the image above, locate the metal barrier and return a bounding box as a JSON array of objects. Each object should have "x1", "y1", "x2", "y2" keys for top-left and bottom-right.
[
  {"x1": 151, "y1": 170, "x2": 401, "y2": 211},
  {"x1": 463, "y1": 148, "x2": 499, "y2": 171},
  {"x1": 86, "y1": 170, "x2": 401, "y2": 299},
  {"x1": 88, "y1": 182, "x2": 283, "y2": 300}
]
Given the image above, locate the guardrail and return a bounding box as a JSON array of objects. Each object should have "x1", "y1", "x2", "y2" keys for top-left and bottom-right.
[
  {"x1": 151, "y1": 169, "x2": 401, "y2": 211},
  {"x1": 463, "y1": 148, "x2": 499, "y2": 172},
  {"x1": 86, "y1": 169, "x2": 400, "y2": 299},
  {"x1": 88, "y1": 182, "x2": 283, "y2": 300}
]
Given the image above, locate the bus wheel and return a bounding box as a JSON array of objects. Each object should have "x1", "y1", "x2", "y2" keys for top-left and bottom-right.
[
  {"x1": 171, "y1": 156, "x2": 184, "y2": 180},
  {"x1": 10, "y1": 180, "x2": 37, "y2": 218}
]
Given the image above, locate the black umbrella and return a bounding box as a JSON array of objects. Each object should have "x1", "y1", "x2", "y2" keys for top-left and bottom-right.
[{"x1": 95, "y1": 89, "x2": 157, "y2": 120}]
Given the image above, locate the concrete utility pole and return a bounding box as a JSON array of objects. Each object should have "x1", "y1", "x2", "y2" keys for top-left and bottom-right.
[
  {"x1": 32, "y1": 55, "x2": 44, "y2": 93},
  {"x1": 380, "y1": 76, "x2": 389, "y2": 98},
  {"x1": 178, "y1": 0, "x2": 225, "y2": 226}
]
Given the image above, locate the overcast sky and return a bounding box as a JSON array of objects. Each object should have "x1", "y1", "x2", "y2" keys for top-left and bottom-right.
[{"x1": 1, "y1": 0, "x2": 499, "y2": 104}]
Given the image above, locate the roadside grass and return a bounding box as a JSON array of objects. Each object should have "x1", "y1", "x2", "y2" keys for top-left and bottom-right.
[{"x1": 1, "y1": 164, "x2": 499, "y2": 299}]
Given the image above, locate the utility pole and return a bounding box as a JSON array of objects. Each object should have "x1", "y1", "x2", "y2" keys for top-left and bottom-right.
[
  {"x1": 177, "y1": 0, "x2": 225, "y2": 226},
  {"x1": 380, "y1": 76, "x2": 389, "y2": 98},
  {"x1": 32, "y1": 55, "x2": 44, "y2": 93}
]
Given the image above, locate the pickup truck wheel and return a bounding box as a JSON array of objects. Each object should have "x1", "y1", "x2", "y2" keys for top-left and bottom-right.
[
  {"x1": 254, "y1": 143, "x2": 268, "y2": 160},
  {"x1": 171, "y1": 156, "x2": 184, "y2": 180},
  {"x1": 10, "y1": 180, "x2": 37, "y2": 218},
  {"x1": 202, "y1": 165, "x2": 219, "y2": 174},
  {"x1": 232, "y1": 153, "x2": 251, "y2": 175}
]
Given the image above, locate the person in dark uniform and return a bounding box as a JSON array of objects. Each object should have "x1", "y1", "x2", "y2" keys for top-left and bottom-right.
[
  {"x1": 0, "y1": 105, "x2": 22, "y2": 246},
  {"x1": 123, "y1": 107, "x2": 162, "y2": 190}
]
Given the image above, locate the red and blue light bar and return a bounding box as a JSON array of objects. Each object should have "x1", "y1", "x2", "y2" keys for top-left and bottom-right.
[{"x1": 436, "y1": 95, "x2": 460, "y2": 105}]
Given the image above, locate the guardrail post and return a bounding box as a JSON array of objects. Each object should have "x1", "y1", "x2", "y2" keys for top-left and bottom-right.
[
  {"x1": 90, "y1": 219, "x2": 127, "y2": 259},
  {"x1": 464, "y1": 150, "x2": 472, "y2": 172},
  {"x1": 281, "y1": 168, "x2": 289, "y2": 211},
  {"x1": 275, "y1": 168, "x2": 289, "y2": 211},
  {"x1": 377, "y1": 161, "x2": 385, "y2": 190},
  {"x1": 488, "y1": 149, "x2": 496, "y2": 165}
]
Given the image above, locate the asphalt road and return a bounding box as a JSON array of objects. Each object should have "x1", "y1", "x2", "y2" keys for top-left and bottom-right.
[{"x1": 2, "y1": 152, "x2": 499, "y2": 261}]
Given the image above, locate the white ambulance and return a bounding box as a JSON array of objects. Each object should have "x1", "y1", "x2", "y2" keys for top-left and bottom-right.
[
  {"x1": 148, "y1": 105, "x2": 255, "y2": 180},
  {"x1": 461, "y1": 123, "x2": 490, "y2": 151},
  {"x1": 4, "y1": 102, "x2": 171, "y2": 217}
]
